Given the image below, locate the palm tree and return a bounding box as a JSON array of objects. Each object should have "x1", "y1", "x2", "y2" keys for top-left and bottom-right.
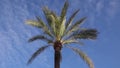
[{"x1": 26, "y1": 1, "x2": 98, "y2": 68}]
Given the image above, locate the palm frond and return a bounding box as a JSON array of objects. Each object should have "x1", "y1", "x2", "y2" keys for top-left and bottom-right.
[
  {"x1": 26, "y1": 16, "x2": 53, "y2": 38},
  {"x1": 64, "y1": 28, "x2": 87, "y2": 40},
  {"x1": 62, "y1": 39, "x2": 84, "y2": 45},
  {"x1": 60, "y1": 0, "x2": 69, "y2": 20},
  {"x1": 58, "y1": 18, "x2": 66, "y2": 39},
  {"x1": 72, "y1": 17, "x2": 86, "y2": 28},
  {"x1": 36, "y1": 16, "x2": 54, "y2": 38},
  {"x1": 26, "y1": 20, "x2": 42, "y2": 28},
  {"x1": 42, "y1": 7, "x2": 54, "y2": 25},
  {"x1": 65, "y1": 9, "x2": 80, "y2": 30},
  {"x1": 42, "y1": 7, "x2": 59, "y2": 37},
  {"x1": 28, "y1": 35, "x2": 53, "y2": 43},
  {"x1": 66, "y1": 46, "x2": 94, "y2": 68},
  {"x1": 55, "y1": 0, "x2": 69, "y2": 40},
  {"x1": 66, "y1": 17, "x2": 86, "y2": 36},
  {"x1": 74, "y1": 29, "x2": 98, "y2": 39},
  {"x1": 27, "y1": 45, "x2": 50, "y2": 64}
]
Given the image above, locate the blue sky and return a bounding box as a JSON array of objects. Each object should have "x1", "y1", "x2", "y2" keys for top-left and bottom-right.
[{"x1": 0, "y1": 0, "x2": 120, "y2": 68}]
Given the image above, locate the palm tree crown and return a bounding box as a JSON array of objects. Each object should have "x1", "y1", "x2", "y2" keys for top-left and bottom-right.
[{"x1": 26, "y1": 1, "x2": 98, "y2": 68}]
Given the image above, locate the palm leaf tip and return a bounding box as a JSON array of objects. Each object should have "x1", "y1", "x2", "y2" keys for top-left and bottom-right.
[
  {"x1": 28, "y1": 36, "x2": 45, "y2": 42},
  {"x1": 60, "y1": 0, "x2": 69, "y2": 19},
  {"x1": 78, "y1": 29, "x2": 98, "y2": 39},
  {"x1": 26, "y1": 20, "x2": 42, "y2": 28}
]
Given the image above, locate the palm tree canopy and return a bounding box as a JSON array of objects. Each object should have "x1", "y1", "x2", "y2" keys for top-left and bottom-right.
[
  {"x1": 26, "y1": 1, "x2": 98, "y2": 68},
  {"x1": 26, "y1": 1, "x2": 98, "y2": 43}
]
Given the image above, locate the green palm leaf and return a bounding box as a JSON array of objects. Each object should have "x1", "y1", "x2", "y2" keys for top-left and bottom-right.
[
  {"x1": 58, "y1": 0, "x2": 69, "y2": 40},
  {"x1": 27, "y1": 45, "x2": 50, "y2": 64},
  {"x1": 26, "y1": 20, "x2": 42, "y2": 28},
  {"x1": 65, "y1": 9, "x2": 80, "y2": 30},
  {"x1": 62, "y1": 9, "x2": 80, "y2": 39},
  {"x1": 74, "y1": 29, "x2": 98, "y2": 39},
  {"x1": 60, "y1": 0, "x2": 69, "y2": 21},
  {"x1": 62, "y1": 39, "x2": 84, "y2": 45},
  {"x1": 26, "y1": 16, "x2": 53, "y2": 38},
  {"x1": 42, "y1": 7, "x2": 55, "y2": 26},
  {"x1": 36, "y1": 16, "x2": 54, "y2": 38},
  {"x1": 66, "y1": 17, "x2": 86, "y2": 36},
  {"x1": 28, "y1": 35, "x2": 53, "y2": 43},
  {"x1": 58, "y1": 18, "x2": 66, "y2": 40},
  {"x1": 66, "y1": 46, "x2": 94, "y2": 68},
  {"x1": 42, "y1": 7, "x2": 59, "y2": 37}
]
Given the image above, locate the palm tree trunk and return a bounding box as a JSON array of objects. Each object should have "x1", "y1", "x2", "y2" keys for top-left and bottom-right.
[
  {"x1": 54, "y1": 41, "x2": 62, "y2": 68},
  {"x1": 54, "y1": 50, "x2": 61, "y2": 68}
]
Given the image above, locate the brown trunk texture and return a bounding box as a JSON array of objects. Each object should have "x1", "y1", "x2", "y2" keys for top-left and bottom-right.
[
  {"x1": 54, "y1": 50, "x2": 61, "y2": 68},
  {"x1": 54, "y1": 41, "x2": 62, "y2": 68}
]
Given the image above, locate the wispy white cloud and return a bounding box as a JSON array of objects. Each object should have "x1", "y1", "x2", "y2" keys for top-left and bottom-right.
[{"x1": 0, "y1": 0, "x2": 51, "y2": 68}]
